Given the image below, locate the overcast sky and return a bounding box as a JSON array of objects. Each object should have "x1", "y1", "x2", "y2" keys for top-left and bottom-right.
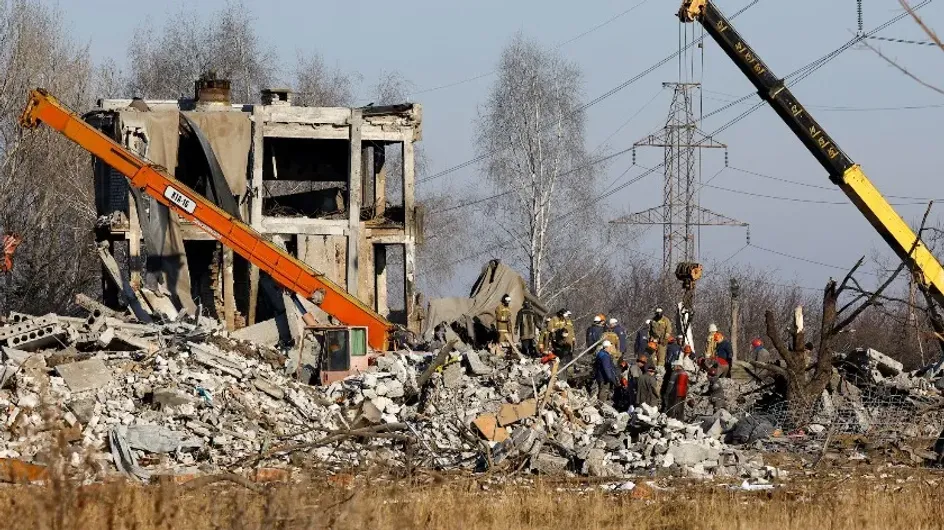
[{"x1": 62, "y1": 0, "x2": 944, "y2": 296}]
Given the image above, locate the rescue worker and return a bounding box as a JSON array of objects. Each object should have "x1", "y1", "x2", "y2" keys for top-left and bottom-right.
[
  {"x1": 664, "y1": 335, "x2": 682, "y2": 372},
  {"x1": 601, "y1": 323, "x2": 621, "y2": 365},
  {"x1": 648, "y1": 308, "x2": 673, "y2": 367},
  {"x1": 664, "y1": 360, "x2": 690, "y2": 420},
  {"x1": 607, "y1": 318, "x2": 629, "y2": 357},
  {"x1": 714, "y1": 331, "x2": 733, "y2": 373},
  {"x1": 552, "y1": 327, "x2": 574, "y2": 380},
  {"x1": 494, "y1": 294, "x2": 513, "y2": 345},
  {"x1": 562, "y1": 309, "x2": 576, "y2": 349},
  {"x1": 593, "y1": 340, "x2": 620, "y2": 403},
  {"x1": 750, "y1": 338, "x2": 774, "y2": 364},
  {"x1": 634, "y1": 320, "x2": 651, "y2": 356},
  {"x1": 705, "y1": 323, "x2": 720, "y2": 359},
  {"x1": 586, "y1": 314, "x2": 606, "y2": 349},
  {"x1": 538, "y1": 315, "x2": 554, "y2": 354},
  {"x1": 637, "y1": 364, "x2": 660, "y2": 409},
  {"x1": 516, "y1": 300, "x2": 540, "y2": 358}
]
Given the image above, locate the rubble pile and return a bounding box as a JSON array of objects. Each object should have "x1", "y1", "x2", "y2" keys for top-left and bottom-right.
[
  {"x1": 3, "y1": 308, "x2": 943, "y2": 482},
  {"x1": 0, "y1": 310, "x2": 785, "y2": 481}
]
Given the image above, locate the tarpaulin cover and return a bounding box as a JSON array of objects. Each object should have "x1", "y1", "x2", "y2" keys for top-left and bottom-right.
[{"x1": 422, "y1": 260, "x2": 546, "y2": 342}]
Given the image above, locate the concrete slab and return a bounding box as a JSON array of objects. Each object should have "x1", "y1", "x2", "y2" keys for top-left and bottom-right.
[{"x1": 56, "y1": 358, "x2": 112, "y2": 392}]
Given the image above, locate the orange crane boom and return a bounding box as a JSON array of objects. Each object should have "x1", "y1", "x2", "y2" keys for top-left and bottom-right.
[{"x1": 20, "y1": 89, "x2": 393, "y2": 349}]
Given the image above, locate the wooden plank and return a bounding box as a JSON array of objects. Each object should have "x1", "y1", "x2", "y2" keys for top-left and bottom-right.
[{"x1": 347, "y1": 109, "x2": 362, "y2": 296}]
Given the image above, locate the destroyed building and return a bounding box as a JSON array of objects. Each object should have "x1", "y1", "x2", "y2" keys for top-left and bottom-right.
[{"x1": 87, "y1": 76, "x2": 423, "y2": 333}]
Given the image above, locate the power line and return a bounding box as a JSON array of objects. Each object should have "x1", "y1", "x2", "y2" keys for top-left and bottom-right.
[
  {"x1": 703, "y1": 92, "x2": 944, "y2": 113},
  {"x1": 410, "y1": 0, "x2": 652, "y2": 97},
  {"x1": 750, "y1": 243, "x2": 879, "y2": 277},
  {"x1": 426, "y1": 0, "x2": 926, "y2": 270},
  {"x1": 418, "y1": 0, "x2": 766, "y2": 184},
  {"x1": 729, "y1": 166, "x2": 944, "y2": 202}
]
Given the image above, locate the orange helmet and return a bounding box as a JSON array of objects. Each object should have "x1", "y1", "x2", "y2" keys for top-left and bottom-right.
[
  {"x1": 647, "y1": 341, "x2": 658, "y2": 351},
  {"x1": 683, "y1": 345, "x2": 693, "y2": 354}
]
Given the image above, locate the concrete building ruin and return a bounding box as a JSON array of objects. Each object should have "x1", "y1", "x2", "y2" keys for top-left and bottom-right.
[{"x1": 88, "y1": 76, "x2": 423, "y2": 333}]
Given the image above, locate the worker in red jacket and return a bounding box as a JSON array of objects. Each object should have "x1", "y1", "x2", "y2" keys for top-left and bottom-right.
[{"x1": 664, "y1": 360, "x2": 689, "y2": 420}]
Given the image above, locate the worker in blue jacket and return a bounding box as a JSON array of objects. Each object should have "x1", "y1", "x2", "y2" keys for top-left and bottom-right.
[{"x1": 593, "y1": 340, "x2": 621, "y2": 403}]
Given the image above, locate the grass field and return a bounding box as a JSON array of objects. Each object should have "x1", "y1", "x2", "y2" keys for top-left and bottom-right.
[{"x1": 2, "y1": 469, "x2": 944, "y2": 530}]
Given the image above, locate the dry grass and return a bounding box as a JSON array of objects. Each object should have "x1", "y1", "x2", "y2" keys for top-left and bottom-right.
[{"x1": 2, "y1": 471, "x2": 944, "y2": 530}]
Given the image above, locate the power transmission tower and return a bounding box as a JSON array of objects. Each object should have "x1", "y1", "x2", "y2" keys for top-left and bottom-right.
[{"x1": 611, "y1": 82, "x2": 747, "y2": 274}]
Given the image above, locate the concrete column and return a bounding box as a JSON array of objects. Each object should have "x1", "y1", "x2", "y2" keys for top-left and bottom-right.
[
  {"x1": 223, "y1": 247, "x2": 235, "y2": 330},
  {"x1": 127, "y1": 191, "x2": 142, "y2": 288},
  {"x1": 346, "y1": 109, "x2": 363, "y2": 295},
  {"x1": 374, "y1": 244, "x2": 388, "y2": 317},
  {"x1": 247, "y1": 106, "x2": 267, "y2": 325}
]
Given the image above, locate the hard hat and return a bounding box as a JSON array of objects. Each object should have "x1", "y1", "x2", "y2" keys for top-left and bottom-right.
[
  {"x1": 563, "y1": 310, "x2": 572, "y2": 317},
  {"x1": 655, "y1": 307, "x2": 664, "y2": 313},
  {"x1": 683, "y1": 345, "x2": 692, "y2": 354},
  {"x1": 562, "y1": 331, "x2": 570, "y2": 337},
  {"x1": 714, "y1": 331, "x2": 723, "y2": 342},
  {"x1": 593, "y1": 315, "x2": 603, "y2": 323},
  {"x1": 637, "y1": 355, "x2": 648, "y2": 364},
  {"x1": 667, "y1": 336, "x2": 676, "y2": 343},
  {"x1": 708, "y1": 323, "x2": 718, "y2": 333},
  {"x1": 602, "y1": 340, "x2": 612, "y2": 348},
  {"x1": 502, "y1": 294, "x2": 511, "y2": 302},
  {"x1": 647, "y1": 341, "x2": 658, "y2": 350},
  {"x1": 645, "y1": 319, "x2": 651, "y2": 325},
  {"x1": 751, "y1": 338, "x2": 763, "y2": 348},
  {"x1": 608, "y1": 318, "x2": 618, "y2": 326}
]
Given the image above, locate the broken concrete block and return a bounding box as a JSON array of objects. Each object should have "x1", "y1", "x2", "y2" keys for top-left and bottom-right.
[
  {"x1": 114, "y1": 331, "x2": 157, "y2": 353},
  {"x1": 667, "y1": 442, "x2": 721, "y2": 467},
  {"x1": 153, "y1": 388, "x2": 198, "y2": 408},
  {"x1": 253, "y1": 377, "x2": 284, "y2": 400},
  {"x1": 361, "y1": 401, "x2": 383, "y2": 424},
  {"x1": 189, "y1": 343, "x2": 244, "y2": 378},
  {"x1": 55, "y1": 358, "x2": 112, "y2": 393},
  {"x1": 122, "y1": 425, "x2": 203, "y2": 453},
  {"x1": 532, "y1": 453, "x2": 569, "y2": 476},
  {"x1": 473, "y1": 413, "x2": 508, "y2": 442},
  {"x1": 497, "y1": 398, "x2": 537, "y2": 427},
  {"x1": 96, "y1": 327, "x2": 115, "y2": 348},
  {"x1": 464, "y1": 350, "x2": 492, "y2": 376},
  {"x1": 442, "y1": 362, "x2": 463, "y2": 388},
  {"x1": 232, "y1": 318, "x2": 281, "y2": 347},
  {"x1": 582, "y1": 448, "x2": 608, "y2": 477},
  {"x1": 386, "y1": 380, "x2": 405, "y2": 398}
]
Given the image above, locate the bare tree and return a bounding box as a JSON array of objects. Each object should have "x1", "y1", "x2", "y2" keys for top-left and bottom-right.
[
  {"x1": 291, "y1": 52, "x2": 358, "y2": 107},
  {"x1": 0, "y1": 0, "x2": 100, "y2": 313},
  {"x1": 126, "y1": 1, "x2": 276, "y2": 102},
  {"x1": 475, "y1": 33, "x2": 599, "y2": 299}
]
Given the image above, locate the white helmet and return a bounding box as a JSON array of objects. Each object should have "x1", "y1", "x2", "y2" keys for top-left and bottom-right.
[
  {"x1": 601, "y1": 340, "x2": 612, "y2": 348},
  {"x1": 645, "y1": 319, "x2": 651, "y2": 325},
  {"x1": 655, "y1": 307, "x2": 664, "y2": 314},
  {"x1": 608, "y1": 318, "x2": 618, "y2": 326},
  {"x1": 593, "y1": 315, "x2": 603, "y2": 323},
  {"x1": 708, "y1": 323, "x2": 718, "y2": 333},
  {"x1": 563, "y1": 310, "x2": 572, "y2": 317}
]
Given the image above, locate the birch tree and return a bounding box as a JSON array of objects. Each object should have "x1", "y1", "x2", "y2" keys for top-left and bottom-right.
[{"x1": 476, "y1": 34, "x2": 597, "y2": 299}]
